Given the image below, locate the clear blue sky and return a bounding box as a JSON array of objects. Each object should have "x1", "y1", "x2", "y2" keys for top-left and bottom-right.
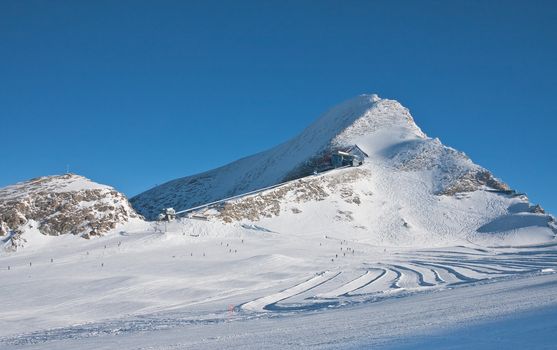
[{"x1": 1, "y1": 1, "x2": 556, "y2": 213}]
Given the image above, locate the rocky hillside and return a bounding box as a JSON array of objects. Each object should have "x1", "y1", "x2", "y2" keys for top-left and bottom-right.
[
  {"x1": 131, "y1": 94, "x2": 509, "y2": 219},
  {"x1": 0, "y1": 174, "x2": 141, "y2": 250}
]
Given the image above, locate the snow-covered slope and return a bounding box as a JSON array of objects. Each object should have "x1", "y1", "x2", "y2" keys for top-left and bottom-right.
[
  {"x1": 131, "y1": 94, "x2": 508, "y2": 219},
  {"x1": 131, "y1": 94, "x2": 428, "y2": 218},
  {"x1": 195, "y1": 165, "x2": 554, "y2": 247},
  {"x1": 131, "y1": 94, "x2": 555, "y2": 247},
  {"x1": 0, "y1": 174, "x2": 142, "y2": 250}
]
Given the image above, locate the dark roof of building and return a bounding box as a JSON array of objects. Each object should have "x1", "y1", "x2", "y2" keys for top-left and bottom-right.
[{"x1": 346, "y1": 144, "x2": 369, "y2": 158}]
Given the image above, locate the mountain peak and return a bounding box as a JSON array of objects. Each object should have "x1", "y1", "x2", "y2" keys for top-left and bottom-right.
[
  {"x1": 131, "y1": 94, "x2": 426, "y2": 218},
  {"x1": 322, "y1": 94, "x2": 426, "y2": 150},
  {"x1": 131, "y1": 94, "x2": 503, "y2": 219},
  {"x1": 307, "y1": 94, "x2": 423, "y2": 139}
]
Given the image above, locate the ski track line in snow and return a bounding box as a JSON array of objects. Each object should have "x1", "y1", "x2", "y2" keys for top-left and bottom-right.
[
  {"x1": 414, "y1": 261, "x2": 479, "y2": 284},
  {"x1": 240, "y1": 271, "x2": 341, "y2": 312},
  {"x1": 348, "y1": 268, "x2": 398, "y2": 296},
  {"x1": 390, "y1": 264, "x2": 435, "y2": 288},
  {"x1": 276, "y1": 245, "x2": 557, "y2": 309},
  {"x1": 315, "y1": 269, "x2": 385, "y2": 298}
]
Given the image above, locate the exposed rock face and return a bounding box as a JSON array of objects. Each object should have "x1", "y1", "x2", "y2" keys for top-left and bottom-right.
[
  {"x1": 0, "y1": 174, "x2": 140, "y2": 250},
  {"x1": 440, "y1": 170, "x2": 509, "y2": 196},
  {"x1": 200, "y1": 168, "x2": 369, "y2": 223},
  {"x1": 216, "y1": 179, "x2": 329, "y2": 223}
]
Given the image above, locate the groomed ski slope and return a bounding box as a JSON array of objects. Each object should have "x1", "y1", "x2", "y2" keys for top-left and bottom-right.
[{"x1": 1, "y1": 213, "x2": 557, "y2": 349}]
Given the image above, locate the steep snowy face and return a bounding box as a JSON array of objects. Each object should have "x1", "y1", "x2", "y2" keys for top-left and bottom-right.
[
  {"x1": 131, "y1": 95, "x2": 424, "y2": 218},
  {"x1": 0, "y1": 174, "x2": 141, "y2": 250},
  {"x1": 281, "y1": 94, "x2": 425, "y2": 154},
  {"x1": 131, "y1": 94, "x2": 508, "y2": 220}
]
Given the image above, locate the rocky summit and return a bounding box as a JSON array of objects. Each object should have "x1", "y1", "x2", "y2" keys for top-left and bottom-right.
[{"x1": 0, "y1": 173, "x2": 140, "y2": 250}]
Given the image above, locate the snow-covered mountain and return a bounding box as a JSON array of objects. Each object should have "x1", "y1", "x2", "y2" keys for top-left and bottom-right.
[
  {"x1": 4, "y1": 94, "x2": 553, "y2": 250},
  {"x1": 131, "y1": 94, "x2": 508, "y2": 218},
  {"x1": 2, "y1": 94, "x2": 557, "y2": 349},
  {"x1": 0, "y1": 174, "x2": 141, "y2": 250},
  {"x1": 131, "y1": 94, "x2": 555, "y2": 246}
]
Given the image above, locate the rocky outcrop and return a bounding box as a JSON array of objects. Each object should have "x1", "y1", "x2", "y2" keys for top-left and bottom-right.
[
  {"x1": 439, "y1": 170, "x2": 510, "y2": 196},
  {"x1": 0, "y1": 174, "x2": 141, "y2": 250},
  {"x1": 197, "y1": 168, "x2": 369, "y2": 223}
]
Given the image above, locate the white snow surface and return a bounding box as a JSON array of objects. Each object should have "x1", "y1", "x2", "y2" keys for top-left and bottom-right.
[
  {"x1": 2, "y1": 220, "x2": 557, "y2": 349},
  {"x1": 2, "y1": 94, "x2": 557, "y2": 349}
]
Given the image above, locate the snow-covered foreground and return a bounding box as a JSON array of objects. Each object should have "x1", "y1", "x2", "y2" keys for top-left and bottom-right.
[
  {"x1": 2, "y1": 268, "x2": 557, "y2": 349},
  {"x1": 1, "y1": 220, "x2": 556, "y2": 349}
]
